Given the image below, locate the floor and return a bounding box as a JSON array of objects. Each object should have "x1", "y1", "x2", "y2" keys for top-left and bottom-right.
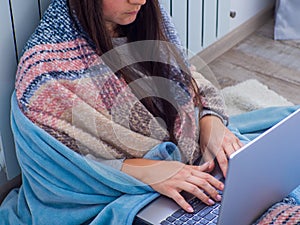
[{"x1": 208, "y1": 19, "x2": 300, "y2": 105}]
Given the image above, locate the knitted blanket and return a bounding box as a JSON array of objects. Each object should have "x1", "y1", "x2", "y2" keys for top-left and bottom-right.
[
  {"x1": 1, "y1": 95, "x2": 299, "y2": 225},
  {"x1": 14, "y1": 0, "x2": 227, "y2": 165}
]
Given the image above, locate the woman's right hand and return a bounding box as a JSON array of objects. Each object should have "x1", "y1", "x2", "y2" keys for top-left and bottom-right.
[
  {"x1": 150, "y1": 162, "x2": 223, "y2": 213},
  {"x1": 122, "y1": 159, "x2": 224, "y2": 213}
]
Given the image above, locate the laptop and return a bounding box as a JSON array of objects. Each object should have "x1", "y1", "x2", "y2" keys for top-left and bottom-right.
[{"x1": 134, "y1": 108, "x2": 300, "y2": 225}]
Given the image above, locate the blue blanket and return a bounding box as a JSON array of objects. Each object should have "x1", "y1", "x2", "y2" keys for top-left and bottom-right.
[{"x1": 0, "y1": 94, "x2": 299, "y2": 225}]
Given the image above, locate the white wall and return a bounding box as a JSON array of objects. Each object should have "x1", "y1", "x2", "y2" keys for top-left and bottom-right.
[
  {"x1": 230, "y1": 0, "x2": 275, "y2": 31},
  {"x1": 0, "y1": 0, "x2": 51, "y2": 182},
  {"x1": 0, "y1": 0, "x2": 20, "y2": 181}
]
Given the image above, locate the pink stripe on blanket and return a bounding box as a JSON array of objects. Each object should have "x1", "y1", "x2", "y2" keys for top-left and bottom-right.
[
  {"x1": 16, "y1": 39, "x2": 89, "y2": 79},
  {"x1": 15, "y1": 38, "x2": 95, "y2": 83},
  {"x1": 16, "y1": 55, "x2": 98, "y2": 101},
  {"x1": 19, "y1": 38, "x2": 89, "y2": 66},
  {"x1": 17, "y1": 46, "x2": 94, "y2": 79}
]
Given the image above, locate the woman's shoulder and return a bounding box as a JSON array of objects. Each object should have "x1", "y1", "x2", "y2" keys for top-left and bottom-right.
[
  {"x1": 15, "y1": 1, "x2": 98, "y2": 112},
  {"x1": 22, "y1": 0, "x2": 81, "y2": 54}
]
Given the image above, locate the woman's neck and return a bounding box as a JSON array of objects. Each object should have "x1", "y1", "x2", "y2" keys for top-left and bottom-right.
[{"x1": 105, "y1": 21, "x2": 120, "y2": 38}]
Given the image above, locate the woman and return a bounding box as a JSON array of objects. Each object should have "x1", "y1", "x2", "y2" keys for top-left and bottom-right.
[
  {"x1": 1, "y1": 0, "x2": 299, "y2": 224},
  {"x1": 16, "y1": 0, "x2": 241, "y2": 211},
  {"x1": 78, "y1": 0, "x2": 242, "y2": 211}
]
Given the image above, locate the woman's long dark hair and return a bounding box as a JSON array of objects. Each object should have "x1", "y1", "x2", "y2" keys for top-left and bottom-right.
[{"x1": 68, "y1": 0, "x2": 201, "y2": 143}]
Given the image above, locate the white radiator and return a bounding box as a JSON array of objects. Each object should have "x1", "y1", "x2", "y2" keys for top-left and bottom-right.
[{"x1": 160, "y1": 0, "x2": 230, "y2": 57}]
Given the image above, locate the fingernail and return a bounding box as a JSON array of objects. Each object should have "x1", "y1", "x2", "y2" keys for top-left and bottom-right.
[
  {"x1": 187, "y1": 206, "x2": 194, "y2": 213},
  {"x1": 202, "y1": 162, "x2": 210, "y2": 167},
  {"x1": 220, "y1": 183, "x2": 224, "y2": 190},
  {"x1": 216, "y1": 194, "x2": 222, "y2": 201},
  {"x1": 208, "y1": 199, "x2": 215, "y2": 205}
]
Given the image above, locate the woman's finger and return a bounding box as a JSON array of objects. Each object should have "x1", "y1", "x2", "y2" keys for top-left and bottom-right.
[
  {"x1": 216, "y1": 150, "x2": 228, "y2": 177},
  {"x1": 192, "y1": 169, "x2": 224, "y2": 190},
  {"x1": 237, "y1": 139, "x2": 244, "y2": 148},
  {"x1": 178, "y1": 181, "x2": 216, "y2": 207},
  {"x1": 186, "y1": 173, "x2": 223, "y2": 202},
  {"x1": 231, "y1": 141, "x2": 241, "y2": 152},
  {"x1": 200, "y1": 154, "x2": 216, "y2": 172},
  {"x1": 196, "y1": 161, "x2": 211, "y2": 171},
  {"x1": 223, "y1": 143, "x2": 236, "y2": 157},
  {"x1": 168, "y1": 189, "x2": 195, "y2": 213}
]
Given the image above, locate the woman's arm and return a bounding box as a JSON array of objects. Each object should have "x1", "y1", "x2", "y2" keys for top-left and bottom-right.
[
  {"x1": 121, "y1": 158, "x2": 224, "y2": 213},
  {"x1": 191, "y1": 70, "x2": 243, "y2": 176},
  {"x1": 191, "y1": 70, "x2": 228, "y2": 124}
]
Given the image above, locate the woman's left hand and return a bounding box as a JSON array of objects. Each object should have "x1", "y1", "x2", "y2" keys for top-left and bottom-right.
[{"x1": 199, "y1": 115, "x2": 244, "y2": 177}]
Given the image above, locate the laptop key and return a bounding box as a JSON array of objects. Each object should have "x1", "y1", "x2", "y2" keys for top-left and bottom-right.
[
  {"x1": 212, "y1": 208, "x2": 219, "y2": 215},
  {"x1": 194, "y1": 203, "x2": 207, "y2": 213},
  {"x1": 179, "y1": 216, "x2": 189, "y2": 222},
  {"x1": 160, "y1": 220, "x2": 172, "y2": 225},
  {"x1": 161, "y1": 196, "x2": 220, "y2": 225},
  {"x1": 172, "y1": 209, "x2": 185, "y2": 218},
  {"x1": 184, "y1": 213, "x2": 194, "y2": 218},
  {"x1": 192, "y1": 215, "x2": 201, "y2": 221},
  {"x1": 204, "y1": 213, "x2": 216, "y2": 221},
  {"x1": 199, "y1": 218, "x2": 210, "y2": 224},
  {"x1": 199, "y1": 207, "x2": 213, "y2": 217},
  {"x1": 189, "y1": 197, "x2": 200, "y2": 207},
  {"x1": 174, "y1": 220, "x2": 184, "y2": 225},
  {"x1": 212, "y1": 216, "x2": 218, "y2": 223},
  {"x1": 187, "y1": 197, "x2": 207, "y2": 212},
  {"x1": 166, "y1": 216, "x2": 176, "y2": 222}
]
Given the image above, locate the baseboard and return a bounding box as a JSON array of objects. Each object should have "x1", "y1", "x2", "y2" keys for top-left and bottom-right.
[
  {"x1": 190, "y1": 5, "x2": 275, "y2": 66},
  {"x1": 0, "y1": 169, "x2": 7, "y2": 186},
  {"x1": 0, "y1": 174, "x2": 21, "y2": 204}
]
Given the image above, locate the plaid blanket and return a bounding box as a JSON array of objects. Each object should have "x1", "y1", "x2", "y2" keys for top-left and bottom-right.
[{"x1": 15, "y1": 0, "x2": 227, "y2": 165}]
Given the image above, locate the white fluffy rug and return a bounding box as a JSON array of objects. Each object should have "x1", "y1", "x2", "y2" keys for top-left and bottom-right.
[{"x1": 221, "y1": 79, "x2": 294, "y2": 116}]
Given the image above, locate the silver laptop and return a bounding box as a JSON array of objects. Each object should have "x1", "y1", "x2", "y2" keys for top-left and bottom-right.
[{"x1": 135, "y1": 109, "x2": 300, "y2": 225}]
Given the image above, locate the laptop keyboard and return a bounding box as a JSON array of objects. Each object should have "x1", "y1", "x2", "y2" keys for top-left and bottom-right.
[{"x1": 160, "y1": 195, "x2": 221, "y2": 225}]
